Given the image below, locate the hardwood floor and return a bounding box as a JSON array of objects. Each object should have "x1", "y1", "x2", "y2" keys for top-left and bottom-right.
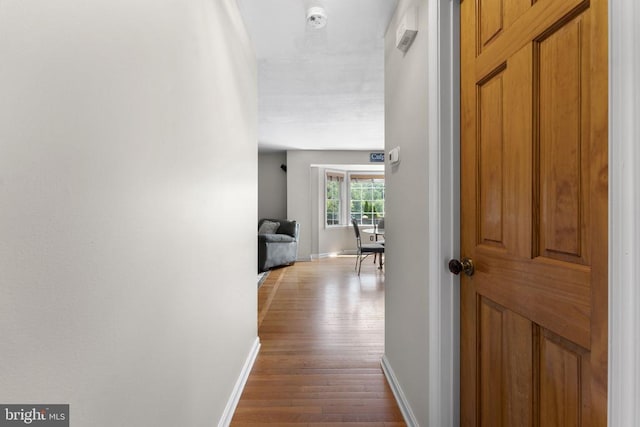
[{"x1": 231, "y1": 256, "x2": 406, "y2": 426}]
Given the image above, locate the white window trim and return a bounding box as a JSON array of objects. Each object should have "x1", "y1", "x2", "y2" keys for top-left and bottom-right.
[
  {"x1": 324, "y1": 169, "x2": 346, "y2": 228},
  {"x1": 347, "y1": 171, "x2": 385, "y2": 226}
]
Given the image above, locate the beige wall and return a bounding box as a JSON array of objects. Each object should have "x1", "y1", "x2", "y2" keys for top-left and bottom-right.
[
  {"x1": 383, "y1": 0, "x2": 432, "y2": 424},
  {"x1": 0, "y1": 1, "x2": 258, "y2": 425},
  {"x1": 258, "y1": 152, "x2": 287, "y2": 221},
  {"x1": 384, "y1": 0, "x2": 462, "y2": 424}
]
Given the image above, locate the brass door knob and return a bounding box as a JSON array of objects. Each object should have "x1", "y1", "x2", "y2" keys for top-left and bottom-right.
[{"x1": 448, "y1": 257, "x2": 475, "y2": 277}]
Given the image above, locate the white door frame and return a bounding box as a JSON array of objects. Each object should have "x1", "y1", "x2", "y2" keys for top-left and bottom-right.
[
  {"x1": 608, "y1": 0, "x2": 640, "y2": 424},
  {"x1": 427, "y1": 0, "x2": 639, "y2": 424},
  {"x1": 425, "y1": 0, "x2": 459, "y2": 425}
]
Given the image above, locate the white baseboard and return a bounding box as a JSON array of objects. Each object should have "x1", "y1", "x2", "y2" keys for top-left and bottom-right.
[
  {"x1": 218, "y1": 337, "x2": 261, "y2": 427},
  {"x1": 381, "y1": 355, "x2": 419, "y2": 427},
  {"x1": 310, "y1": 252, "x2": 336, "y2": 260},
  {"x1": 310, "y1": 251, "x2": 355, "y2": 260}
]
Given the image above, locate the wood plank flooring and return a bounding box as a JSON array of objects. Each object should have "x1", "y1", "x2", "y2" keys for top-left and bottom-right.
[{"x1": 231, "y1": 256, "x2": 406, "y2": 426}]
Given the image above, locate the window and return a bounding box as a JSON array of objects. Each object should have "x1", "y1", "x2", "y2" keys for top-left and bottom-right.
[
  {"x1": 324, "y1": 170, "x2": 385, "y2": 227},
  {"x1": 325, "y1": 171, "x2": 344, "y2": 226},
  {"x1": 350, "y1": 174, "x2": 385, "y2": 225}
]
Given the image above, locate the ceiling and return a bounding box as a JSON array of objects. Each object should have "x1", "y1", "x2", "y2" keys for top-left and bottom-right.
[{"x1": 236, "y1": 0, "x2": 398, "y2": 152}]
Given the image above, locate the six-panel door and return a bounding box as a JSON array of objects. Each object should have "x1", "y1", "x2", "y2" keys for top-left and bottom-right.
[{"x1": 460, "y1": 0, "x2": 608, "y2": 425}]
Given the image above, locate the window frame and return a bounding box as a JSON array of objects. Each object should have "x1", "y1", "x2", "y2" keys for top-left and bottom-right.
[
  {"x1": 348, "y1": 172, "x2": 385, "y2": 226},
  {"x1": 324, "y1": 170, "x2": 346, "y2": 228}
]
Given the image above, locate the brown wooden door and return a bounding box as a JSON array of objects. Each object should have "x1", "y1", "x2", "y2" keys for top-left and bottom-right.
[{"x1": 459, "y1": 0, "x2": 608, "y2": 425}]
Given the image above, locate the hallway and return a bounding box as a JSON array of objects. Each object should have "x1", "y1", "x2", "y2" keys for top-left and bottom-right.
[{"x1": 231, "y1": 257, "x2": 405, "y2": 425}]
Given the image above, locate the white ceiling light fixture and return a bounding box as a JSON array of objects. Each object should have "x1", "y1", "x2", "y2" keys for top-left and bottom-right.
[{"x1": 306, "y1": 6, "x2": 327, "y2": 29}]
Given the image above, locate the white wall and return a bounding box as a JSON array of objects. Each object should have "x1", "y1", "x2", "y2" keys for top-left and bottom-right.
[
  {"x1": 0, "y1": 1, "x2": 258, "y2": 426},
  {"x1": 258, "y1": 152, "x2": 287, "y2": 220},
  {"x1": 383, "y1": 0, "x2": 432, "y2": 425},
  {"x1": 286, "y1": 150, "x2": 378, "y2": 260}
]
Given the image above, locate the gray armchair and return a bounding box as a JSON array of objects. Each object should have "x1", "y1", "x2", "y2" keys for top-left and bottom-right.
[{"x1": 258, "y1": 219, "x2": 300, "y2": 272}]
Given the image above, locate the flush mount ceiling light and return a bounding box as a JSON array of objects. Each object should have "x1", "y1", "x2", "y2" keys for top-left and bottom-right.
[{"x1": 306, "y1": 6, "x2": 327, "y2": 29}]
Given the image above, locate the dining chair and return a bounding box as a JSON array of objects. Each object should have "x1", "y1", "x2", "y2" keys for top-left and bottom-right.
[
  {"x1": 351, "y1": 218, "x2": 384, "y2": 275},
  {"x1": 372, "y1": 217, "x2": 385, "y2": 263}
]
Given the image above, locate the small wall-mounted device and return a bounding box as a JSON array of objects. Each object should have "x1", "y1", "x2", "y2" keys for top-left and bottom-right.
[
  {"x1": 389, "y1": 147, "x2": 400, "y2": 165},
  {"x1": 395, "y1": 7, "x2": 418, "y2": 53}
]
